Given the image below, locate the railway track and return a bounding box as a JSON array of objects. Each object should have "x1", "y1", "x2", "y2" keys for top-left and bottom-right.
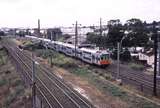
[
  {"x1": 2, "y1": 38, "x2": 94, "y2": 108},
  {"x1": 91, "y1": 61, "x2": 160, "y2": 94},
  {"x1": 5, "y1": 41, "x2": 63, "y2": 108}
]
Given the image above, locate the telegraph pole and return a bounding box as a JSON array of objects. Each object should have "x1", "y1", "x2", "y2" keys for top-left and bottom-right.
[
  {"x1": 100, "y1": 18, "x2": 102, "y2": 36},
  {"x1": 158, "y1": 32, "x2": 160, "y2": 76},
  {"x1": 50, "y1": 31, "x2": 53, "y2": 66},
  {"x1": 153, "y1": 22, "x2": 157, "y2": 96},
  {"x1": 50, "y1": 31, "x2": 53, "y2": 41},
  {"x1": 38, "y1": 19, "x2": 40, "y2": 37},
  {"x1": 75, "y1": 21, "x2": 78, "y2": 57},
  {"x1": 32, "y1": 53, "x2": 36, "y2": 108},
  {"x1": 117, "y1": 42, "x2": 120, "y2": 79}
]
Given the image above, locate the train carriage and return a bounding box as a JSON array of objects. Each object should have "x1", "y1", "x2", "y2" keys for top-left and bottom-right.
[
  {"x1": 80, "y1": 48, "x2": 111, "y2": 66},
  {"x1": 25, "y1": 35, "x2": 111, "y2": 66}
]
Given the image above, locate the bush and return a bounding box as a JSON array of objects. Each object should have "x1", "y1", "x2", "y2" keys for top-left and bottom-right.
[
  {"x1": 0, "y1": 78, "x2": 7, "y2": 86},
  {"x1": 111, "y1": 49, "x2": 117, "y2": 60},
  {"x1": 111, "y1": 49, "x2": 131, "y2": 62},
  {"x1": 130, "y1": 63, "x2": 145, "y2": 71},
  {"x1": 72, "y1": 68, "x2": 89, "y2": 76},
  {"x1": 120, "y1": 49, "x2": 131, "y2": 61}
]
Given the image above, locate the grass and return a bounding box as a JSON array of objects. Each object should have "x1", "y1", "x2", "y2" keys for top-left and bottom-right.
[
  {"x1": 87, "y1": 74, "x2": 160, "y2": 108},
  {"x1": 129, "y1": 63, "x2": 145, "y2": 71},
  {"x1": 0, "y1": 78, "x2": 7, "y2": 86},
  {"x1": 22, "y1": 40, "x2": 33, "y2": 46},
  {"x1": 4, "y1": 85, "x2": 24, "y2": 107},
  {"x1": 71, "y1": 68, "x2": 89, "y2": 76},
  {"x1": 5, "y1": 91, "x2": 17, "y2": 106},
  {"x1": 0, "y1": 49, "x2": 7, "y2": 66},
  {"x1": 0, "y1": 45, "x2": 31, "y2": 108},
  {"x1": 33, "y1": 47, "x2": 90, "y2": 77},
  {"x1": 87, "y1": 74, "x2": 128, "y2": 98}
]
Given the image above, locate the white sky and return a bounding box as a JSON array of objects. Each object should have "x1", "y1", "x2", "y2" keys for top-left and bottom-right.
[{"x1": 0, "y1": 0, "x2": 159, "y2": 28}]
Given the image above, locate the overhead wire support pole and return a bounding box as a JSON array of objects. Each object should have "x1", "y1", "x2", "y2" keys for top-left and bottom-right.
[
  {"x1": 75, "y1": 21, "x2": 78, "y2": 57},
  {"x1": 100, "y1": 18, "x2": 102, "y2": 36},
  {"x1": 153, "y1": 22, "x2": 157, "y2": 96},
  {"x1": 117, "y1": 42, "x2": 120, "y2": 79},
  {"x1": 50, "y1": 31, "x2": 53, "y2": 66},
  {"x1": 50, "y1": 31, "x2": 53, "y2": 41},
  {"x1": 38, "y1": 19, "x2": 40, "y2": 37},
  {"x1": 32, "y1": 53, "x2": 36, "y2": 108},
  {"x1": 158, "y1": 31, "x2": 160, "y2": 76}
]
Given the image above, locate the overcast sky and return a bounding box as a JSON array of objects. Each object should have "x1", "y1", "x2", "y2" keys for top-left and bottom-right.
[{"x1": 0, "y1": 0, "x2": 159, "y2": 28}]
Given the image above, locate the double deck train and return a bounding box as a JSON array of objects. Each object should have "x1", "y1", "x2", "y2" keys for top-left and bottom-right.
[{"x1": 25, "y1": 35, "x2": 111, "y2": 66}]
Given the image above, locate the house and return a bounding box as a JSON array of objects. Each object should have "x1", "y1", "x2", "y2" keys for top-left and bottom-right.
[{"x1": 138, "y1": 49, "x2": 154, "y2": 67}]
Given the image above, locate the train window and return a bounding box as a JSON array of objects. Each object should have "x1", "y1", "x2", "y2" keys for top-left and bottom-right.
[
  {"x1": 83, "y1": 56, "x2": 91, "y2": 61},
  {"x1": 83, "y1": 51, "x2": 91, "y2": 55},
  {"x1": 101, "y1": 54, "x2": 109, "y2": 60},
  {"x1": 101, "y1": 56, "x2": 104, "y2": 60},
  {"x1": 92, "y1": 55, "x2": 95, "y2": 60}
]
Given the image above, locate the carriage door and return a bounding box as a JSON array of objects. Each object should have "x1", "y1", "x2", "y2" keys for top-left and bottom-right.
[{"x1": 92, "y1": 55, "x2": 95, "y2": 63}]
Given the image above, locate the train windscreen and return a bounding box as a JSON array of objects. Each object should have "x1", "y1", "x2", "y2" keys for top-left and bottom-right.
[{"x1": 100, "y1": 54, "x2": 109, "y2": 60}]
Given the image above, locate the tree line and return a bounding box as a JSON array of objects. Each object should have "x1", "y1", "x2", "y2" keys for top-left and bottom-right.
[{"x1": 86, "y1": 18, "x2": 159, "y2": 49}]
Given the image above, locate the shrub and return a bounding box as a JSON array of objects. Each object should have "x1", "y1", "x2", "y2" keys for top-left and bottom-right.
[
  {"x1": 0, "y1": 78, "x2": 7, "y2": 86},
  {"x1": 130, "y1": 63, "x2": 145, "y2": 71},
  {"x1": 72, "y1": 68, "x2": 89, "y2": 76},
  {"x1": 120, "y1": 49, "x2": 131, "y2": 61}
]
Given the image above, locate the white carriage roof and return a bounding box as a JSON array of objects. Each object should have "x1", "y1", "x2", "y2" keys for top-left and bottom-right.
[
  {"x1": 26, "y1": 35, "x2": 36, "y2": 39},
  {"x1": 26, "y1": 36, "x2": 109, "y2": 55},
  {"x1": 80, "y1": 47, "x2": 109, "y2": 54},
  {"x1": 42, "y1": 38, "x2": 50, "y2": 42}
]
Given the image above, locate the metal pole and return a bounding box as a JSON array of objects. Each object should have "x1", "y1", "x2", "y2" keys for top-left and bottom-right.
[
  {"x1": 153, "y1": 24, "x2": 157, "y2": 96},
  {"x1": 32, "y1": 53, "x2": 36, "y2": 108},
  {"x1": 100, "y1": 18, "x2": 102, "y2": 36},
  {"x1": 38, "y1": 19, "x2": 40, "y2": 37},
  {"x1": 50, "y1": 31, "x2": 53, "y2": 41},
  {"x1": 117, "y1": 42, "x2": 120, "y2": 79},
  {"x1": 158, "y1": 32, "x2": 160, "y2": 77},
  {"x1": 40, "y1": 100, "x2": 43, "y2": 108},
  {"x1": 75, "y1": 21, "x2": 78, "y2": 57},
  {"x1": 158, "y1": 41, "x2": 160, "y2": 76}
]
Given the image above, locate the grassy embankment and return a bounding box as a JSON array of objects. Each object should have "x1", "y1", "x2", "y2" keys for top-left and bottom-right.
[
  {"x1": 24, "y1": 41, "x2": 160, "y2": 108},
  {"x1": 0, "y1": 46, "x2": 31, "y2": 108}
]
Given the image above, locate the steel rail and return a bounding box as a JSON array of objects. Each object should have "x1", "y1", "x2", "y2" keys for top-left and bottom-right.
[{"x1": 4, "y1": 41, "x2": 64, "y2": 108}]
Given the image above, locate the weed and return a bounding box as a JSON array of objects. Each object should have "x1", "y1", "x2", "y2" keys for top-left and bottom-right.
[
  {"x1": 99, "y1": 72, "x2": 103, "y2": 76},
  {"x1": 71, "y1": 68, "x2": 89, "y2": 76},
  {"x1": 0, "y1": 78, "x2": 7, "y2": 86},
  {"x1": 5, "y1": 92, "x2": 17, "y2": 107},
  {"x1": 129, "y1": 63, "x2": 144, "y2": 71},
  {"x1": 12, "y1": 79, "x2": 23, "y2": 87}
]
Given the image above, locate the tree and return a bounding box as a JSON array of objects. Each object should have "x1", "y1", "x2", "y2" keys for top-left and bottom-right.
[
  {"x1": 86, "y1": 32, "x2": 108, "y2": 47},
  {"x1": 0, "y1": 31, "x2": 5, "y2": 36},
  {"x1": 123, "y1": 18, "x2": 149, "y2": 47},
  {"x1": 120, "y1": 49, "x2": 131, "y2": 61},
  {"x1": 107, "y1": 19, "x2": 124, "y2": 46}
]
